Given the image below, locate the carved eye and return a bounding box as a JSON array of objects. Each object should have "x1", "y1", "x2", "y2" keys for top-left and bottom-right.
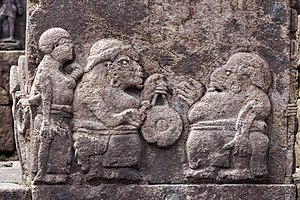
[
  {"x1": 120, "y1": 59, "x2": 129, "y2": 66},
  {"x1": 225, "y1": 70, "x2": 231, "y2": 76}
]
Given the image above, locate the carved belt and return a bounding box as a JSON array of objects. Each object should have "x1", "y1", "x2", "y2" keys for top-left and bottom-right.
[
  {"x1": 50, "y1": 104, "x2": 72, "y2": 118},
  {"x1": 74, "y1": 120, "x2": 138, "y2": 135},
  {"x1": 190, "y1": 118, "x2": 267, "y2": 132},
  {"x1": 75, "y1": 128, "x2": 138, "y2": 135}
]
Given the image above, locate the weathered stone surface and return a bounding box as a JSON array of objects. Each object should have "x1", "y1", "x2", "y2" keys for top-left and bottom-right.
[
  {"x1": 0, "y1": 183, "x2": 31, "y2": 200},
  {"x1": 0, "y1": 51, "x2": 24, "y2": 95},
  {"x1": 0, "y1": 51, "x2": 23, "y2": 154},
  {"x1": 12, "y1": 0, "x2": 299, "y2": 199},
  {"x1": 0, "y1": 161, "x2": 30, "y2": 199},
  {"x1": 32, "y1": 184, "x2": 296, "y2": 200},
  {"x1": 0, "y1": 161, "x2": 22, "y2": 184},
  {"x1": 0, "y1": 105, "x2": 14, "y2": 153}
]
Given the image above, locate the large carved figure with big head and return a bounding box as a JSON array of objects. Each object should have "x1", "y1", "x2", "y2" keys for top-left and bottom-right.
[
  {"x1": 187, "y1": 52, "x2": 272, "y2": 182},
  {"x1": 73, "y1": 39, "x2": 152, "y2": 181},
  {"x1": 73, "y1": 38, "x2": 184, "y2": 182}
]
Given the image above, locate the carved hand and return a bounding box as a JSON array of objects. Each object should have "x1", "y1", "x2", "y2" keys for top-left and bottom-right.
[
  {"x1": 176, "y1": 78, "x2": 204, "y2": 106},
  {"x1": 223, "y1": 134, "x2": 251, "y2": 157},
  {"x1": 17, "y1": 7, "x2": 24, "y2": 15},
  {"x1": 141, "y1": 74, "x2": 168, "y2": 102},
  {"x1": 18, "y1": 97, "x2": 30, "y2": 107},
  {"x1": 115, "y1": 108, "x2": 144, "y2": 127},
  {"x1": 15, "y1": 91, "x2": 26, "y2": 101},
  {"x1": 286, "y1": 103, "x2": 297, "y2": 117},
  {"x1": 40, "y1": 121, "x2": 51, "y2": 138}
]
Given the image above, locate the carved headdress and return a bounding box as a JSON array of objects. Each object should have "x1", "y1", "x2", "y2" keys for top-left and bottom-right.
[
  {"x1": 38, "y1": 28, "x2": 72, "y2": 54},
  {"x1": 85, "y1": 38, "x2": 139, "y2": 72},
  {"x1": 228, "y1": 53, "x2": 272, "y2": 92}
]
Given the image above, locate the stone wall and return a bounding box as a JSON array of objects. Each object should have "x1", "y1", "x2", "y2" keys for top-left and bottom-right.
[
  {"x1": 0, "y1": 0, "x2": 26, "y2": 159},
  {"x1": 0, "y1": 51, "x2": 24, "y2": 157},
  {"x1": 10, "y1": 0, "x2": 299, "y2": 199}
]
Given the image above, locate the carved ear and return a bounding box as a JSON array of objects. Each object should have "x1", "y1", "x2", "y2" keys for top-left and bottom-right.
[
  {"x1": 238, "y1": 61, "x2": 271, "y2": 92},
  {"x1": 110, "y1": 78, "x2": 120, "y2": 87},
  {"x1": 231, "y1": 84, "x2": 241, "y2": 93}
]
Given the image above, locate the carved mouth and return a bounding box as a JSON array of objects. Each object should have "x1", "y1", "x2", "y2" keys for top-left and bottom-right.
[{"x1": 208, "y1": 86, "x2": 223, "y2": 92}]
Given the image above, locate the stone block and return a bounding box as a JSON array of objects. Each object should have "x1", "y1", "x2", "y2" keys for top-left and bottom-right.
[
  {"x1": 32, "y1": 184, "x2": 296, "y2": 200},
  {"x1": 11, "y1": 0, "x2": 299, "y2": 199},
  {"x1": 0, "y1": 51, "x2": 24, "y2": 155},
  {"x1": 0, "y1": 106, "x2": 14, "y2": 153},
  {"x1": 0, "y1": 183, "x2": 31, "y2": 200}
]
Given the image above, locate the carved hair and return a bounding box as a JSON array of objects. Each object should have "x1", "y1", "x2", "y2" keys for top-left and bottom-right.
[
  {"x1": 85, "y1": 38, "x2": 138, "y2": 72},
  {"x1": 38, "y1": 28, "x2": 72, "y2": 54},
  {"x1": 228, "y1": 53, "x2": 272, "y2": 92}
]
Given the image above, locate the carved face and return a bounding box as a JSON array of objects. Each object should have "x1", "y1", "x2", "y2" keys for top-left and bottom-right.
[
  {"x1": 210, "y1": 64, "x2": 238, "y2": 92},
  {"x1": 209, "y1": 57, "x2": 250, "y2": 92},
  {"x1": 51, "y1": 38, "x2": 74, "y2": 63},
  {"x1": 209, "y1": 53, "x2": 271, "y2": 93},
  {"x1": 112, "y1": 55, "x2": 144, "y2": 89}
]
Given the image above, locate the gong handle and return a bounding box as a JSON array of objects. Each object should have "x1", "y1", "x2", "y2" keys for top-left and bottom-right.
[{"x1": 151, "y1": 93, "x2": 168, "y2": 106}]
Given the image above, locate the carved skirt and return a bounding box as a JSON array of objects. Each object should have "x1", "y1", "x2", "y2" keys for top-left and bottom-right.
[{"x1": 73, "y1": 129, "x2": 142, "y2": 170}]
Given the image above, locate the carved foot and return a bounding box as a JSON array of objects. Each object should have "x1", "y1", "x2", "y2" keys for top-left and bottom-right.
[
  {"x1": 85, "y1": 168, "x2": 141, "y2": 182},
  {"x1": 251, "y1": 164, "x2": 268, "y2": 178},
  {"x1": 186, "y1": 166, "x2": 218, "y2": 180},
  {"x1": 33, "y1": 173, "x2": 68, "y2": 184},
  {"x1": 2, "y1": 37, "x2": 15, "y2": 43},
  {"x1": 80, "y1": 164, "x2": 90, "y2": 174},
  {"x1": 217, "y1": 169, "x2": 252, "y2": 181},
  {"x1": 115, "y1": 168, "x2": 142, "y2": 181}
]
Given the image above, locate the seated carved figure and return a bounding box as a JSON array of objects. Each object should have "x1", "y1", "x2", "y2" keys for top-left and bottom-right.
[
  {"x1": 73, "y1": 39, "x2": 168, "y2": 181},
  {"x1": 187, "y1": 53, "x2": 272, "y2": 181}
]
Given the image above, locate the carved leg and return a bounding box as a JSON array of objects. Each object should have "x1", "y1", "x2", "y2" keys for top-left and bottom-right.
[
  {"x1": 73, "y1": 132, "x2": 92, "y2": 173},
  {"x1": 103, "y1": 134, "x2": 142, "y2": 168},
  {"x1": 186, "y1": 130, "x2": 211, "y2": 169},
  {"x1": 249, "y1": 131, "x2": 269, "y2": 178},
  {"x1": 31, "y1": 114, "x2": 43, "y2": 177},
  {"x1": 33, "y1": 129, "x2": 52, "y2": 184},
  {"x1": 186, "y1": 166, "x2": 218, "y2": 180},
  {"x1": 6, "y1": 17, "x2": 15, "y2": 41},
  {"x1": 0, "y1": 15, "x2": 5, "y2": 40}
]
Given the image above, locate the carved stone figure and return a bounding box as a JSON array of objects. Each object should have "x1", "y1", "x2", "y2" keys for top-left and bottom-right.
[
  {"x1": 10, "y1": 55, "x2": 31, "y2": 179},
  {"x1": 73, "y1": 39, "x2": 180, "y2": 182},
  {"x1": 186, "y1": 53, "x2": 272, "y2": 181},
  {"x1": 0, "y1": 0, "x2": 23, "y2": 42},
  {"x1": 28, "y1": 28, "x2": 83, "y2": 184}
]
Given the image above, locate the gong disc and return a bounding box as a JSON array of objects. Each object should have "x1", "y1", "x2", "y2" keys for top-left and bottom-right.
[{"x1": 141, "y1": 104, "x2": 183, "y2": 148}]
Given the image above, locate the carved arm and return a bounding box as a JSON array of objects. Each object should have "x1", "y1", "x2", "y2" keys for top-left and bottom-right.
[
  {"x1": 40, "y1": 76, "x2": 53, "y2": 130},
  {"x1": 16, "y1": 0, "x2": 23, "y2": 15}
]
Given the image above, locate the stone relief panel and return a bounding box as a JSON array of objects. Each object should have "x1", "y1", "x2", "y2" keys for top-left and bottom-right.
[
  {"x1": 15, "y1": 30, "x2": 275, "y2": 185},
  {"x1": 18, "y1": 0, "x2": 294, "y2": 187}
]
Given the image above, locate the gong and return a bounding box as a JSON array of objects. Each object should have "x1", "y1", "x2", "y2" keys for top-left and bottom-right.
[{"x1": 141, "y1": 95, "x2": 183, "y2": 148}]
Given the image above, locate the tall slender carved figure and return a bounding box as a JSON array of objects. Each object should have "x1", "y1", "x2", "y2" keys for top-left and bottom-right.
[{"x1": 30, "y1": 28, "x2": 82, "y2": 184}]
